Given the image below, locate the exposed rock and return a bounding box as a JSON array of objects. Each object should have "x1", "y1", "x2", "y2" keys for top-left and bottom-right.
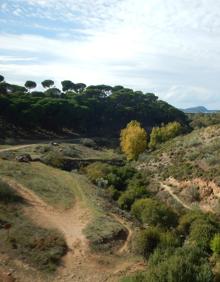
[
  {"x1": 16, "y1": 154, "x2": 32, "y2": 163},
  {"x1": 199, "y1": 186, "x2": 213, "y2": 198},
  {"x1": 50, "y1": 142, "x2": 60, "y2": 146}
]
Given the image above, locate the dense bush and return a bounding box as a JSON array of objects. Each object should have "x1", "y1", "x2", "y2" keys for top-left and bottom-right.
[
  {"x1": 133, "y1": 227, "x2": 161, "y2": 258},
  {"x1": 133, "y1": 228, "x2": 180, "y2": 259},
  {"x1": 117, "y1": 176, "x2": 149, "y2": 210},
  {"x1": 131, "y1": 198, "x2": 178, "y2": 228},
  {"x1": 41, "y1": 151, "x2": 65, "y2": 169},
  {"x1": 188, "y1": 221, "x2": 217, "y2": 251},
  {"x1": 210, "y1": 234, "x2": 220, "y2": 255},
  {"x1": 84, "y1": 162, "x2": 112, "y2": 183},
  {"x1": 84, "y1": 215, "x2": 127, "y2": 251},
  {"x1": 145, "y1": 247, "x2": 213, "y2": 282},
  {"x1": 118, "y1": 186, "x2": 147, "y2": 210},
  {"x1": 105, "y1": 165, "x2": 136, "y2": 191},
  {"x1": 178, "y1": 211, "x2": 219, "y2": 237},
  {"x1": 0, "y1": 180, "x2": 23, "y2": 204},
  {"x1": 123, "y1": 246, "x2": 214, "y2": 282},
  {"x1": 177, "y1": 211, "x2": 219, "y2": 252}
]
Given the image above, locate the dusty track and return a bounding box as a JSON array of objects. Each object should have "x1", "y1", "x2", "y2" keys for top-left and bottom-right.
[
  {"x1": 2, "y1": 177, "x2": 90, "y2": 254},
  {"x1": 0, "y1": 144, "x2": 34, "y2": 153},
  {"x1": 160, "y1": 182, "x2": 192, "y2": 210},
  {"x1": 110, "y1": 213, "x2": 133, "y2": 254},
  {"x1": 1, "y1": 176, "x2": 144, "y2": 281}
]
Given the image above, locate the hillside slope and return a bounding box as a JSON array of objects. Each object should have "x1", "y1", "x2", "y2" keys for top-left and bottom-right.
[
  {"x1": 0, "y1": 143, "x2": 144, "y2": 281},
  {"x1": 138, "y1": 124, "x2": 220, "y2": 213}
]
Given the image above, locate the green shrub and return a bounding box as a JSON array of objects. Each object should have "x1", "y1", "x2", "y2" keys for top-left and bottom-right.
[
  {"x1": 125, "y1": 246, "x2": 213, "y2": 282},
  {"x1": 84, "y1": 162, "x2": 112, "y2": 183},
  {"x1": 106, "y1": 165, "x2": 136, "y2": 190},
  {"x1": 121, "y1": 273, "x2": 145, "y2": 282},
  {"x1": 133, "y1": 227, "x2": 161, "y2": 258},
  {"x1": 131, "y1": 198, "x2": 177, "y2": 228},
  {"x1": 80, "y1": 138, "x2": 97, "y2": 148},
  {"x1": 189, "y1": 221, "x2": 217, "y2": 251},
  {"x1": 178, "y1": 210, "x2": 217, "y2": 236},
  {"x1": 107, "y1": 185, "x2": 121, "y2": 200},
  {"x1": 118, "y1": 184, "x2": 148, "y2": 210},
  {"x1": 41, "y1": 151, "x2": 64, "y2": 169},
  {"x1": 159, "y1": 231, "x2": 181, "y2": 249},
  {"x1": 131, "y1": 198, "x2": 149, "y2": 221},
  {"x1": 84, "y1": 215, "x2": 127, "y2": 251},
  {"x1": 210, "y1": 234, "x2": 220, "y2": 255},
  {"x1": 0, "y1": 180, "x2": 23, "y2": 204}
]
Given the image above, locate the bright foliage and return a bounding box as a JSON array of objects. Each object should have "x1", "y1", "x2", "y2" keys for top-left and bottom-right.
[
  {"x1": 120, "y1": 120, "x2": 147, "y2": 160},
  {"x1": 149, "y1": 121, "x2": 182, "y2": 149}
]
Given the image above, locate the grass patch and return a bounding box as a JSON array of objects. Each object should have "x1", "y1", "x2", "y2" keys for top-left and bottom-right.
[
  {"x1": 84, "y1": 215, "x2": 127, "y2": 251},
  {"x1": 0, "y1": 160, "x2": 76, "y2": 209},
  {"x1": 0, "y1": 180, "x2": 67, "y2": 272},
  {"x1": 0, "y1": 179, "x2": 24, "y2": 204}
]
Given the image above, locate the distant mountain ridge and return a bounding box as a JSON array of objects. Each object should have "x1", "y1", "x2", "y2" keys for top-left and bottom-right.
[{"x1": 181, "y1": 106, "x2": 219, "y2": 114}]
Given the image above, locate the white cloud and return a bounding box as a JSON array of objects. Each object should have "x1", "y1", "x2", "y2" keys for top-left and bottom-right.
[{"x1": 1, "y1": 0, "x2": 220, "y2": 108}]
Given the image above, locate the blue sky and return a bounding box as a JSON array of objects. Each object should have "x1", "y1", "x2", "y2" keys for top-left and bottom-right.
[{"x1": 0, "y1": 0, "x2": 220, "y2": 108}]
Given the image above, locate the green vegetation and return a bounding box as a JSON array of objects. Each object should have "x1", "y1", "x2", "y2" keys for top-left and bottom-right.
[
  {"x1": 210, "y1": 234, "x2": 220, "y2": 255},
  {"x1": 139, "y1": 124, "x2": 220, "y2": 184},
  {"x1": 149, "y1": 121, "x2": 182, "y2": 149},
  {"x1": 122, "y1": 247, "x2": 214, "y2": 282},
  {"x1": 131, "y1": 198, "x2": 178, "y2": 228},
  {"x1": 0, "y1": 160, "x2": 75, "y2": 209},
  {"x1": 1, "y1": 74, "x2": 220, "y2": 281},
  {"x1": 84, "y1": 215, "x2": 127, "y2": 251},
  {"x1": 132, "y1": 227, "x2": 161, "y2": 258},
  {"x1": 0, "y1": 76, "x2": 188, "y2": 137},
  {"x1": 84, "y1": 162, "x2": 112, "y2": 183},
  {"x1": 0, "y1": 180, "x2": 67, "y2": 272},
  {"x1": 189, "y1": 113, "x2": 220, "y2": 129},
  {"x1": 84, "y1": 162, "x2": 150, "y2": 210}
]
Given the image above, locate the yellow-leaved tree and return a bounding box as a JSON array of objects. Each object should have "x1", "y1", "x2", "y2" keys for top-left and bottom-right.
[{"x1": 120, "y1": 120, "x2": 147, "y2": 160}]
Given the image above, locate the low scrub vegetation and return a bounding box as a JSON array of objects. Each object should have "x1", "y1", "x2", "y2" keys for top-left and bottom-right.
[
  {"x1": 189, "y1": 113, "x2": 220, "y2": 129},
  {"x1": 0, "y1": 159, "x2": 75, "y2": 208},
  {"x1": 131, "y1": 198, "x2": 178, "y2": 228},
  {"x1": 0, "y1": 180, "x2": 67, "y2": 272},
  {"x1": 122, "y1": 246, "x2": 214, "y2": 282},
  {"x1": 84, "y1": 215, "x2": 127, "y2": 251}
]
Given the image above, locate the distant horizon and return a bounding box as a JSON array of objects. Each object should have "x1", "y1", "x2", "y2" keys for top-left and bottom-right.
[{"x1": 0, "y1": 1, "x2": 220, "y2": 108}]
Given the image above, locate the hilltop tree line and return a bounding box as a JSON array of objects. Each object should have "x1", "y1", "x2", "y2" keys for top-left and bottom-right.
[{"x1": 0, "y1": 75, "x2": 188, "y2": 136}]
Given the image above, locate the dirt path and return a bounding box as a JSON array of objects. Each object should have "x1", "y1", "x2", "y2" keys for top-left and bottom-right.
[
  {"x1": 110, "y1": 213, "x2": 133, "y2": 254},
  {"x1": 2, "y1": 177, "x2": 145, "y2": 281},
  {"x1": 1, "y1": 177, "x2": 90, "y2": 254},
  {"x1": 160, "y1": 182, "x2": 192, "y2": 210},
  {"x1": 0, "y1": 144, "x2": 34, "y2": 153}
]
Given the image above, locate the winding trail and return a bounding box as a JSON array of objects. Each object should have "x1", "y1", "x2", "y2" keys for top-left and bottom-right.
[
  {"x1": 0, "y1": 142, "x2": 144, "y2": 281},
  {"x1": 1, "y1": 176, "x2": 144, "y2": 281},
  {"x1": 110, "y1": 213, "x2": 133, "y2": 254},
  {"x1": 1, "y1": 177, "x2": 90, "y2": 254},
  {"x1": 160, "y1": 182, "x2": 192, "y2": 210}
]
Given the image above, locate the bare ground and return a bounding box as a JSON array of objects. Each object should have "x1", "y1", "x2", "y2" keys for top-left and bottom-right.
[
  {"x1": 160, "y1": 182, "x2": 192, "y2": 210},
  {"x1": 1, "y1": 177, "x2": 145, "y2": 282}
]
